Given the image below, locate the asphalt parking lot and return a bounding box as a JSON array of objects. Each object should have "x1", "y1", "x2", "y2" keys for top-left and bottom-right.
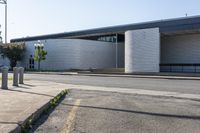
[
  {"x1": 29, "y1": 89, "x2": 200, "y2": 133},
  {"x1": 25, "y1": 73, "x2": 200, "y2": 94}
]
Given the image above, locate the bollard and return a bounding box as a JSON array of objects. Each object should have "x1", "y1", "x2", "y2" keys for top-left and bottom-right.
[
  {"x1": 19, "y1": 67, "x2": 24, "y2": 84},
  {"x1": 13, "y1": 67, "x2": 19, "y2": 86},
  {"x1": 1, "y1": 66, "x2": 8, "y2": 89}
]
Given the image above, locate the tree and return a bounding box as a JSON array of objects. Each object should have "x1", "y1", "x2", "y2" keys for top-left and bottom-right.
[
  {"x1": 0, "y1": 43, "x2": 26, "y2": 68},
  {"x1": 34, "y1": 43, "x2": 47, "y2": 70}
]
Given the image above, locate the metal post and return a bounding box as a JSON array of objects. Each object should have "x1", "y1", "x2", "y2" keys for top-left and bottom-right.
[
  {"x1": 115, "y1": 34, "x2": 118, "y2": 68},
  {"x1": 13, "y1": 67, "x2": 19, "y2": 86},
  {"x1": 1, "y1": 66, "x2": 8, "y2": 89},
  {"x1": 19, "y1": 67, "x2": 24, "y2": 84},
  {"x1": 38, "y1": 58, "x2": 40, "y2": 70}
]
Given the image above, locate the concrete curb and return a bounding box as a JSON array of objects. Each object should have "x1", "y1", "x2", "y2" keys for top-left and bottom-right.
[
  {"x1": 25, "y1": 72, "x2": 78, "y2": 76},
  {"x1": 68, "y1": 73, "x2": 200, "y2": 81},
  {"x1": 10, "y1": 89, "x2": 68, "y2": 133}
]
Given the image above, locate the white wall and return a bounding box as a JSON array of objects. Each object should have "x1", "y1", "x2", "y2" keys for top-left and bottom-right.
[
  {"x1": 22, "y1": 39, "x2": 124, "y2": 70},
  {"x1": 161, "y1": 34, "x2": 200, "y2": 64},
  {"x1": 125, "y1": 28, "x2": 160, "y2": 73}
]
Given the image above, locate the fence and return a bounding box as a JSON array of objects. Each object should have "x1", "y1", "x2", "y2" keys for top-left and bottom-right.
[{"x1": 160, "y1": 64, "x2": 200, "y2": 73}]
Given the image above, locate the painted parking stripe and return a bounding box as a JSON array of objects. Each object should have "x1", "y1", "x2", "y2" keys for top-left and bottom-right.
[{"x1": 61, "y1": 99, "x2": 81, "y2": 133}]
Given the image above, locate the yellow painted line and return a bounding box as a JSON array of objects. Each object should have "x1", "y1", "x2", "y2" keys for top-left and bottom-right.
[{"x1": 61, "y1": 99, "x2": 81, "y2": 133}]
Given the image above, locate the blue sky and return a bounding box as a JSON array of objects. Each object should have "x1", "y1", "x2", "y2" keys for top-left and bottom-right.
[{"x1": 0, "y1": 0, "x2": 200, "y2": 42}]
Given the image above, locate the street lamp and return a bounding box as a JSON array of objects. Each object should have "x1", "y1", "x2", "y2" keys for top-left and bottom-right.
[
  {"x1": 34, "y1": 40, "x2": 44, "y2": 49},
  {"x1": 34, "y1": 40, "x2": 44, "y2": 70},
  {"x1": 0, "y1": 0, "x2": 7, "y2": 44}
]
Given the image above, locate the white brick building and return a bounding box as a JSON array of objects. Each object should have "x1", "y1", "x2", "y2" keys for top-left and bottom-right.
[{"x1": 10, "y1": 15, "x2": 200, "y2": 73}]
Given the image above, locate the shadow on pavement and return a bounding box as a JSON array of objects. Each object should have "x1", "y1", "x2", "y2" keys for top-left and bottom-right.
[
  {"x1": 16, "y1": 85, "x2": 31, "y2": 89},
  {"x1": 22, "y1": 84, "x2": 36, "y2": 87},
  {"x1": 0, "y1": 121, "x2": 19, "y2": 124},
  {"x1": 6, "y1": 89, "x2": 55, "y2": 98},
  {"x1": 61, "y1": 103, "x2": 200, "y2": 121}
]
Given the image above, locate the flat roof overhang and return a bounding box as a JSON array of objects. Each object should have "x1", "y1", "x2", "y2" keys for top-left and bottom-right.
[
  {"x1": 161, "y1": 29, "x2": 200, "y2": 37},
  {"x1": 11, "y1": 15, "x2": 200, "y2": 42}
]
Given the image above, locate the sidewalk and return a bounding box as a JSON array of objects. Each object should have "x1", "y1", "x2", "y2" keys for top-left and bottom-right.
[{"x1": 0, "y1": 80, "x2": 67, "y2": 133}]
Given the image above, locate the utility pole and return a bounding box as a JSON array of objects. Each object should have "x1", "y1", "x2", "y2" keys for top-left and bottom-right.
[
  {"x1": 0, "y1": 0, "x2": 7, "y2": 43},
  {"x1": 5, "y1": 1, "x2": 7, "y2": 43}
]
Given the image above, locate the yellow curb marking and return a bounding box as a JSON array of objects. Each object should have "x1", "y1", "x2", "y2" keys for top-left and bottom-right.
[{"x1": 61, "y1": 99, "x2": 81, "y2": 133}]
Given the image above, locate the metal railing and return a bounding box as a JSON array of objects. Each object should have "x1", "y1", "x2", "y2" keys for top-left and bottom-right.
[{"x1": 160, "y1": 64, "x2": 200, "y2": 73}]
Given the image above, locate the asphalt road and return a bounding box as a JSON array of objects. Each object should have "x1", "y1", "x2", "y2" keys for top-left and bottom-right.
[
  {"x1": 24, "y1": 73, "x2": 200, "y2": 94},
  {"x1": 29, "y1": 90, "x2": 200, "y2": 133}
]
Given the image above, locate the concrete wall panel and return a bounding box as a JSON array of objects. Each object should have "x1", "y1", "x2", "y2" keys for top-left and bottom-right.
[{"x1": 22, "y1": 39, "x2": 124, "y2": 70}]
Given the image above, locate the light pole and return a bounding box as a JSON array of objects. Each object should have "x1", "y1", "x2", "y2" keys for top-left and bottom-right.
[
  {"x1": 34, "y1": 40, "x2": 44, "y2": 70},
  {"x1": 115, "y1": 34, "x2": 118, "y2": 68},
  {"x1": 0, "y1": 0, "x2": 7, "y2": 44},
  {"x1": 0, "y1": 25, "x2": 2, "y2": 43}
]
